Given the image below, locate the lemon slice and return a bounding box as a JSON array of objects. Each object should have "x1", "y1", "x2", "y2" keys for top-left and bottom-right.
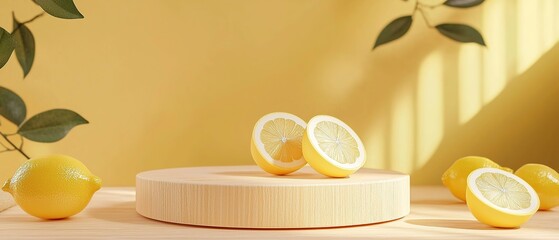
[
  {"x1": 302, "y1": 115, "x2": 366, "y2": 177},
  {"x1": 466, "y1": 168, "x2": 540, "y2": 228},
  {"x1": 250, "y1": 112, "x2": 307, "y2": 175}
]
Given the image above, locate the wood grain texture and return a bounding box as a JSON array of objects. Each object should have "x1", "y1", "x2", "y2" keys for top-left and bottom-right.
[
  {"x1": 1, "y1": 186, "x2": 558, "y2": 239},
  {"x1": 135, "y1": 166, "x2": 410, "y2": 228}
]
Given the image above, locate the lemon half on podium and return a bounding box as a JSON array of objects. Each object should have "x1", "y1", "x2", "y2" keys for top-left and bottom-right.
[
  {"x1": 303, "y1": 115, "x2": 366, "y2": 177},
  {"x1": 251, "y1": 112, "x2": 307, "y2": 175}
]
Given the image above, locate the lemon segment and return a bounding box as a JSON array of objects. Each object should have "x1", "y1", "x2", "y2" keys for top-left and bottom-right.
[
  {"x1": 251, "y1": 112, "x2": 307, "y2": 175},
  {"x1": 302, "y1": 115, "x2": 365, "y2": 177},
  {"x1": 442, "y1": 156, "x2": 510, "y2": 202},
  {"x1": 2, "y1": 154, "x2": 101, "y2": 219},
  {"x1": 466, "y1": 168, "x2": 539, "y2": 228},
  {"x1": 515, "y1": 163, "x2": 559, "y2": 210}
]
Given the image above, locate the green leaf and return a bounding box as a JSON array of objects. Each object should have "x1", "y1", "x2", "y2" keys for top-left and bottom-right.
[
  {"x1": 444, "y1": 0, "x2": 484, "y2": 8},
  {"x1": 0, "y1": 27, "x2": 15, "y2": 69},
  {"x1": 373, "y1": 16, "x2": 413, "y2": 50},
  {"x1": 18, "y1": 109, "x2": 88, "y2": 143},
  {"x1": 12, "y1": 14, "x2": 36, "y2": 77},
  {"x1": 33, "y1": 0, "x2": 84, "y2": 19},
  {"x1": 0, "y1": 86, "x2": 26, "y2": 126},
  {"x1": 436, "y1": 24, "x2": 486, "y2": 46}
]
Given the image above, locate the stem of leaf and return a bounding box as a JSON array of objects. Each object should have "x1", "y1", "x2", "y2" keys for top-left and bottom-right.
[
  {"x1": 412, "y1": 0, "x2": 437, "y2": 28},
  {"x1": 0, "y1": 132, "x2": 30, "y2": 159},
  {"x1": 12, "y1": 11, "x2": 45, "y2": 33},
  {"x1": 417, "y1": 7, "x2": 434, "y2": 28}
]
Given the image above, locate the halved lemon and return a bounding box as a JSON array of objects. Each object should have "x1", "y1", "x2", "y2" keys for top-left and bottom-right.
[
  {"x1": 466, "y1": 168, "x2": 540, "y2": 228},
  {"x1": 251, "y1": 112, "x2": 307, "y2": 175},
  {"x1": 302, "y1": 115, "x2": 366, "y2": 177}
]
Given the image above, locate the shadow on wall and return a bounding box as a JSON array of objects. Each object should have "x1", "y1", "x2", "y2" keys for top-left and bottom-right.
[
  {"x1": 412, "y1": 42, "x2": 559, "y2": 184},
  {"x1": 361, "y1": 0, "x2": 559, "y2": 184}
]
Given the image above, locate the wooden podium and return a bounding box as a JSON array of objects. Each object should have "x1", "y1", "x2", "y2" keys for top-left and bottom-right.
[{"x1": 136, "y1": 166, "x2": 409, "y2": 229}]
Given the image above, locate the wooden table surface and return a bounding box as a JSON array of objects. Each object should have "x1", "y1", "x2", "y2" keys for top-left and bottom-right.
[{"x1": 0, "y1": 186, "x2": 557, "y2": 239}]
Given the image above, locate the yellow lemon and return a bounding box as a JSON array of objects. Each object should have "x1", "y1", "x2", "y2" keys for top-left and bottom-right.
[
  {"x1": 442, "y1": 156, "x2": 512, "y2": 202},
  {"x1": 466, "y1": 168, "x2": 539, "y2": 228},
  {"x1": 2, "y1": 154, "x2": 102, "y2": 219},
  {"x1": 515, "y1": 163, "x2": 559, "y2": 210},
  {"x1": 302, "y1": 115, "x2": 365, "y2": 177},
  {"x1": 251, "y1": 112, "x2": 307, "y2": 175}
]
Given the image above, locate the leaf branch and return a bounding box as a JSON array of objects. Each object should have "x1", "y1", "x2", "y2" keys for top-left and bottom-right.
[
  {"x1": 12, "y1": 11, "x2": 45, "y2": 33},
  {"x1": 412, "y1": 0, "x2": 441, "y2": 28},
  {"x1": 0, "y1": 131, "x2": 29, "y2": 159},
  {"x1": 417, "y1": 1, "x2": 442, "y2": 8},
  {"x1": 416, "y1": 6, "x2": 434, "y2": 28}
]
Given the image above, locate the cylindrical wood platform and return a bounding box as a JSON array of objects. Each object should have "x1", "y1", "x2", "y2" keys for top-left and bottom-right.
[{"x1": 136, "y1": 166, "x2": 409, "y2": 229}]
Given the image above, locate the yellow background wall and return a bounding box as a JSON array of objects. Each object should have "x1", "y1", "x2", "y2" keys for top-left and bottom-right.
[{"x1": 0, "y1": 0, "x2": 558, "y2": 186}]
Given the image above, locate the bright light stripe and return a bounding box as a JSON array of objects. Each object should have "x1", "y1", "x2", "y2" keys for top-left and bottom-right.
[
  {"x1": 517, "y1": 0, "x2": 541, "y2": 74},
  {"x1": 416, "y1": 51, "x2": 443, "y2": 169},
  {"x1": 459, "y1": 45, "x2": 482, "y2": 124},
  {"x1": 482, "y1": 0, "x2": 507, "y2": 104}
]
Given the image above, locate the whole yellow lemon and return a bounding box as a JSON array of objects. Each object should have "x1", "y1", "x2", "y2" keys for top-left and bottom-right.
[
  {"x1": 515, "y1": 163, "x2": 559, "y2": 210},
  {"x1": 2, "y1": 154, "x2": 101, "y2": 219},
  {"x1": 442, "y1": 156, "x2": 511, "y2": 202}
]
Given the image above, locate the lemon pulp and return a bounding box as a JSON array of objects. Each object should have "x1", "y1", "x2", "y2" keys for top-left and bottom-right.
[
  {"x1": 261, "y1": 117, "x2": 304, "y2": 163},
  {"x1": 314, "y1": 121, "x2": 360, "y2": 164},
  {"x1": 303, "y1": 115, "x2": 365, "y2": 177},
  {"x1": 251, "y1": 112, "x2": 307, "y2": 175},
  {"x1": 475, "y1": 172, "x2": 531, "y2": 210}
]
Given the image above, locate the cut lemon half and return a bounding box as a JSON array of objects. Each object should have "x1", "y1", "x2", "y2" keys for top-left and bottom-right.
[
  {"x1": 302, "y1": 115, "x2": 365, "y2": 177},
  {"x1": 251, "y1": 112, "x2": 307, "y2": 175},
  {"x1": 466, "y1": 168, "x2": 540, "y2": 228}
]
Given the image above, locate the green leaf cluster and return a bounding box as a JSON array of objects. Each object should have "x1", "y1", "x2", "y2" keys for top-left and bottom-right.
[
  {"x1": 0, "y1": 0, "x2": 87, "y2": 159},
  {"x1": 0, "y1": 0, "x2": 83, "y2": 76},
  {"x1": 373, "y1": 0, "x2": 485, "y2": 50}
]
